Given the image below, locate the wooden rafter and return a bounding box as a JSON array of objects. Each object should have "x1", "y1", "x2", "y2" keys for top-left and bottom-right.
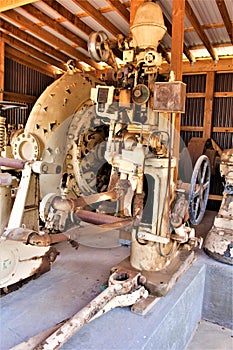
[
  {"x1": 0, "y1": 17, "x2": 70, "y2": 63},
  {"x1": 73, "y1": 0, "x2": 123, "y2": 37},
  {"x1": 41, "y1": 0, "x2": 92, "y2": 36},
  {"x1": 1, "y1": 9, "x2": 100, "y2": 70},
  {"x1": 215, "y1": 0, "x2": 233, "y2": 45},
  {"x1": 5, "y1": 45, "x2": 55, "y2": 77},
  {"x1": 185, "y1": 0, "x2": 218, "y2": 61},
  {"x1": 105, "y1": 0, "x2": 130, "y2": 23},
  {"x1": 163, "y1": 15, "x2": 195, "y2": 63},
  {"x1": 22, "y1": 4, "x2": 87, "y2": 50},
  {"x1": 0, "y1": 0, "x2": 36, "y2": 12},
  {"x1": 0, "y1": 31, "x2": 66, "y2": 71},
  {"x1": 0, "y1": 38, "x2": 4, "y2": 101}
]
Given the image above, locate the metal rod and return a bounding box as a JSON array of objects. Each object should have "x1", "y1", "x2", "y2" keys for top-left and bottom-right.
[{"x1": 0, "y1": 156, "x2": 25, "y2": 169}]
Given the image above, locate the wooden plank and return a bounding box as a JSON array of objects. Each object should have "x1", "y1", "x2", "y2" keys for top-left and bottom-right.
[
  {"x1": 1, "y1": 10, "x2": 100, "y2": 70},
  {"x1": 214, "y1": 91, "x2": 233, "y2": 97},
  {"x1": 0, "y1": 38, "x2": 4, "y2": 101},
  {"x1": 161, "y1": 58, "x2": 233, "y2": 74},
  {"x1": 0, "y1": 17, "x2": 70, "y2": 63},
  {"x1": 0, "y1": 0, "x2": 36, "y2": 12},
  {"x1": 5, "y1": 46, "x2": 55, "y2": 77},
  {"x1": 105, "y1": 0, "x2": 130, "y2": 22},
  {"x1": 3, "y1": 91, "x2": 37, "y2": 104},
  {"x1": 203, "y1": 72, "x2": 215, "y2": 139},
  {"x1": 186, "y1": 92, "x2": 206, "y2": 98},
  {"x1": 185, "y1": 1, "x2": 218, "y2": 61},
  {"x1": 216, "y1": 0, "x2": 233, "y2": 44},
  {"x1": 1, "y1": 32, "x2": 66, "y2": 72},
  {"x1": 180, "y1": 126, "x2": 204, "y2": 131},
  {"x1": 22, "y1": 4, "x2": 87, "y2": 50},
  {"x1": 208, "y1": 194, "x2": 222, "y2": 201},
  {"x1": 213, "y1": 127, "x2": 233, "y2": 132},
  {"x1": 73, "y1": 0, "x2": 123, "y2": 37},
  {"x1": 42, "y1": 0, "x2": 93, "y2": 36},
  {"x1": 171, "y1": 0, "x2": 185, "y2": 165}
]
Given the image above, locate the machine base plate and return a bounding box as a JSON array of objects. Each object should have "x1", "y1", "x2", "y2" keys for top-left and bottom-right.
[{"x1": 111, "y1": 250, "x2": 196, "y2": 315}]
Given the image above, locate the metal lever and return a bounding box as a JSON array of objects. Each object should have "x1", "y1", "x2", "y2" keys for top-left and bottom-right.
[{"x1": 12, "y1": 270, "x2": 148, "y2": 350}]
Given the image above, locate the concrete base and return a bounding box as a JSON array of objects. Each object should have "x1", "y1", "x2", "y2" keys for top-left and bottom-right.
[{"x1": 1, "y1": 211, "x2": 232, "y2": 350}]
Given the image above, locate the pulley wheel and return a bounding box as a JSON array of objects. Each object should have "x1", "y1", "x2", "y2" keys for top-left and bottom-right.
[
  {"x1": 188, "y1": 155, "x2": 211, "y2": 225},
  {"x1": 88, "y1": 31, "x2": 110, "y2": 62}
]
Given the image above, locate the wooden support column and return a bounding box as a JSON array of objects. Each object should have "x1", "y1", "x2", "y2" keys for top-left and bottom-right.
[
  {"x1": 203, "y1": 72, "x2": 215, "y2": 139},
  {"x1": 130, "y1": 0, "x2": 147, "y2": 26},
  {"x1": 170, "y1": 0, "x2": 185, "y2": 165},
  {"x1": 0, "y1": 38, "x2": 4, "y2": 101}
]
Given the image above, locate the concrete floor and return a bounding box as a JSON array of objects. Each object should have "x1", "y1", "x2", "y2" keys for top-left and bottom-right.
[
  {"x1": 0, "y1": 211, "x2": 232, "y2": 350},
  {"x1": 187, "y1": 320, "x2": 233, "y2": 350}
]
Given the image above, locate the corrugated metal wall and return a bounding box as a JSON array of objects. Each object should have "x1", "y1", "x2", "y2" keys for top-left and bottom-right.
[
  {"x1": 4, "y1": 58, "x2": 54, "y2": 128},
  {"x1": 181, "y1": 72, "x2": 233, "y2": 209}
]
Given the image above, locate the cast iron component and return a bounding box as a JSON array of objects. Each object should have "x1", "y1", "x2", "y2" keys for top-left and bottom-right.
[{"x1": 188, "y1": 155, "x2": 211, "y2": 225}]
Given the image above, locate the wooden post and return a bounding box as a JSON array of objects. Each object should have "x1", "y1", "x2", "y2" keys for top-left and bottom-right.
[
  {"x1": 203, "y1": 72, "x2": 215, "y2": 139},
  {"x1": 0, "y1": 38, "x2": 4, "y2": 101},
  {"x1": 170, "y1": 0, "x2": 185, "y2": 163}
]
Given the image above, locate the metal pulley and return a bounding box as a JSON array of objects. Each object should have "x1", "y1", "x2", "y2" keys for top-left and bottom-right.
[
  {"x1": 88, "y1": 31, "x2": 110, "y2": 62},
  {"x1": 188, "y1": 155, "x2": 211, "y2": 225}
]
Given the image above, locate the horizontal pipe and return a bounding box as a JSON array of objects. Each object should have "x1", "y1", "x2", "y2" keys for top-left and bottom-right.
[
  {"x1": 0, "y1": 157, "x2": 25, "y2": 169},
  {"x1": 52, "y1": 190, "x2": 118, "y2": 211},
  {"x1": 75, "y1": 209, "x2": 126, "y2": 225}
]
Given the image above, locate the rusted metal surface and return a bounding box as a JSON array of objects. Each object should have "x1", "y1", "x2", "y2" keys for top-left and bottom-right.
[
  {"x1": 74, "y1": 209, "x2": 129, "y2": 225},
  {"x1": 0, "y1": 156, "x2": 25, "y2": 169},
  {"x1": 51, "y1": 189, "x2": 119, "y2": 211},
  {"x1": 27, "y1": 269, "x2": 148, "y2": 350}
]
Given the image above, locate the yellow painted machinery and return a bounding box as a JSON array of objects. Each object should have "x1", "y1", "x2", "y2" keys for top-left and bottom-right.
[{"x1": 0, "y1": 2, "x2": 211, "y2": 296}]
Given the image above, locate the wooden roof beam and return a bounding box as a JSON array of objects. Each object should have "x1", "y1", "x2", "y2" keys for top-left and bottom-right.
[
  {"x1": 1, "y1": 10, "x2": 100, "y2": 70},
  {"x1": 163, "y1": 14, "x2": 195, "y2": 63},
  {"x1": 0, "y1": 17, "x2": 70, "y2": 62},
  {"x1": 5, "y1": 45, "x2": 55, "y2": 77},
  {"x1": 22, "y1": 4, "x2": 88, "y2": 50},
  {"x1": 73, "y1": 0, "x2": 124, "y2": 37},
  {"x1": 105, "y1": 0, "x2": 130, "y2": 23},
  {"x1": 0, "y1": 0, "x2": 36, "y2": 12},
  {"x1": 0, "y1": 31, "x2": 66, "y2": 71},
  {"x1": 215, "y1": 0, "x2": 233, "y2": 45},
  {"x1": 41, "y1": 0, "x2": 93, "y2": 36},
  {"x1": 185, "y1": 0, "x2": 218, "y2": 61}
]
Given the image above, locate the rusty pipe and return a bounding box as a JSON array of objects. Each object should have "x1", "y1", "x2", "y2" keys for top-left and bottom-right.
[
  {"x1": 0, "y1": 157, "x2": 25, "y2": 169},
  {"x1": 52, "y1": 190, "x2": 119, "y2": 211},
  {"x1": 75, "y1": 209, "x2": 127, "y2": 225},
  {"x1": 63, "y1": 217, "x2": 133, "y2": 241}
]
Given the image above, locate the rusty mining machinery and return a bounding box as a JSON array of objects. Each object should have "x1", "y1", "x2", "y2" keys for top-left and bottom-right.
[{"x1": 0, "y1": 2, "x2": 213, "y2": 320}]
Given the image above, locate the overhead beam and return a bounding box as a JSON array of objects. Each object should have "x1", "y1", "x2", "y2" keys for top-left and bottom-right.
[
  {"x1": 105, "y1": 0, "x2": 130, "y2": 23},
  {"x1": 41, "y1": 0, "x2": 93, "y2": 36},
  {"x1": 73, "y1": 0, "x2": 124, "y2": 37},
  {"x1": 0, "y1": 17, "x2": 70, "y2": 63},
  {"x1": 0, "y1": 31, "x2": 66, "y2": 71},
  {"x1": 161, "y1": 57, "x2": 233, "y2": 74},
  {"x1": 185, "y1": 0, "x2": 218, "y2": 61},
  {"x1": 1, "y1": 10, "x2": 100, "y2": 70},
  {"x1": 5, "y1": 45, "x2": 56, "y2": 77},
  {"x1": 0, "y1": 0, "x2": 36, "y2": 12},
  {"x1": 163, "y1": 15, "x2": 195, "y2": 63},
  {"x1": 215, "y1": 0, "x2": 233, "y2": 45},
  {"x1": 22, "y1": 4, "x2": 88, "y2": 50}
]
